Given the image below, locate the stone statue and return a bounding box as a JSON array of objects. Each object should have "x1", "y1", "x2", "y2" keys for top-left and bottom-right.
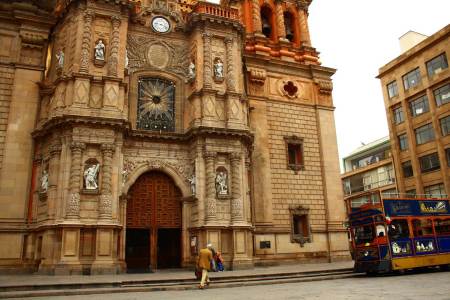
[
  {"x1": 84, "y1": 163, "x2": 100, "y2": 190},
  {"x1": 94, "y1": 40, "x2": 105, "y2": 61},
  {"x1": 125, "y1": 49, "x2": 129, "y2": 69},
  {"x1": 187, "y1": 61, "x2": 196, "y2": 81},
  {"x1": 188, "y1": 174, "x2": 196, "y2": 195},
  {"x1": 215, "y1": 171, "x2": 228, "y2": 195},
  {"x1": 56, "y1": 49, "x2": 64, "y2": 69},
  {"x1": 40, "y1": 170, "x2": 49, "y2": 192},
  {"x1": 214, "y1": 58, "x2": 224, "y2": 79}
]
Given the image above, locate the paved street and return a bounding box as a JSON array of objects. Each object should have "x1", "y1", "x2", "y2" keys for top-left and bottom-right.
[{"x1": 9, "y1": 270, "x2": 450, "y2": 300}]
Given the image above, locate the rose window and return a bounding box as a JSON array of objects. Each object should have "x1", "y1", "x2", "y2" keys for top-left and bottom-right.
[{"x1": 137, "y1": 78, "x2": 175, "y2": 132}]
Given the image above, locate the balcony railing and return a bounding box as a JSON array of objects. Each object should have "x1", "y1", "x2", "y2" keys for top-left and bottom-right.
[{"x1": 193, "y1": 2, "x2": 239, "y2": 21}]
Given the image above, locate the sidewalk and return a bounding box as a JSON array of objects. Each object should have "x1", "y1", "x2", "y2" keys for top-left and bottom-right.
[{"x1": 0, "y1": 261, "x2": 354, "y2": 287}]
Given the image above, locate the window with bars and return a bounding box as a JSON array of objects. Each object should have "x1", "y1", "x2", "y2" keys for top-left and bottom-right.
[
  {"x1": 426, "y1": 53, "x2": 448, "y2": 76},
  {"x1": 402, "y1": 68, "x2": 421, "y2": 90},
  {"x1": 398, "y1": 133, "x2": 408, "y2": 151},
  {"x1": 434, "y1": 83, "x2": 450, "y2": 106},
  {"x1": 393, "y1": 106, "x2": 404, "y2": 124},
  {"x1": 387, "y1": 81, "x2": 398, "y2": 99},
  {"x1": 409, "y1": 95, "x2": 429, "y2": 117},
  {"x1": 415, "y1": 123, "x2": 435, "y2": 145},
  {"x1": 440, "y1": 115, "x2": 450, "y2": 136},
  {"x1": 419, "y1": 152, "x2": 440, "y2": 173},
  {"x1": 402, "y1": 160, "x2": 413, "y2": 178}
]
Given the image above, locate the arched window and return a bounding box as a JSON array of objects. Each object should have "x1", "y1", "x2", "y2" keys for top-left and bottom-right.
[
  {"x1": 283, "y1": 11, "x2": 295, "y2": 42},
  {"x1": 137, "y1": 78, "x2": 175, "y2": 132},
  {"x1": 260, "y1": 6, "x2": 274, "y2": 39}
]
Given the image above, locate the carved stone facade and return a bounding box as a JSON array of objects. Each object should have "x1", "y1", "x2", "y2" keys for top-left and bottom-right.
[{"x1": 0, "y1": 0, "x2": 348, "y2": 274}]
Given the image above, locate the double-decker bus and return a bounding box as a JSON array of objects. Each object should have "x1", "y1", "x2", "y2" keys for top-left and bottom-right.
[{"x1": 346, "y1": 192, "x2": 450, "y2": 274}]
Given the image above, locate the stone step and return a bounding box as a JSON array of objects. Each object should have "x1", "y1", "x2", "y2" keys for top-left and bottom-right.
[{"x1": 0, "y1": 269, "x2": 358, "y2": 298}]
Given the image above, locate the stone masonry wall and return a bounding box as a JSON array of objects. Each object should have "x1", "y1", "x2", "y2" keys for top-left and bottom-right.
[
  {"x1": 0, "y1": 66, "x2": 14, "y2": 170},
  {"x1": 267, "y1": 101, "x2": 326, "y2": 228}
]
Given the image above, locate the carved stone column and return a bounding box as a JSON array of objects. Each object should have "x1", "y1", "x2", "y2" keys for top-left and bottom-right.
[
  {"x1": 275, "y1": 0, "x2": 287, "y2": 41},
  {"x1": 296, "y1": 1, "x2": 311, "y2": 46},
  {"x1": 79, "y1": 10, "x2": 94, "y2": 73},
  {"x1": 107, "y1": 16, "x2": 121, "y2": 77},
  {"x1": 202, "y1": 32, "x2": 213, "y2": 89},
  {"x1": 66, "y1": 142, "x2": 85, "y2": 219},
  {"x1": 47, "y1": 141, "x2": 62, "y2": 218},
  {"x1": 252, "y1": 0, "x2": 262, "y2": 34},
  {"x1": 224, "y1": 37, "x2": 236, "y2": 92},
  {"x1": 204, "y1": 151, "x2": 217, "y2": 223},
  {"x1": 230, "y1": 152, "x2": 244, "y2": 223},
  {"x1": 99, "y1": 144, "x2": 114, "y2": 219}
]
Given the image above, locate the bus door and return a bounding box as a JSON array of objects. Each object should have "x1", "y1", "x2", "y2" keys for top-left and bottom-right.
[{"x1": 387, "y1": 219, "x2": 413, "y2": 267}]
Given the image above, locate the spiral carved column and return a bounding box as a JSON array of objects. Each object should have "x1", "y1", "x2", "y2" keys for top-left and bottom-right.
[
  {"x1": 230, "y1": 152, "x2": 244, "y2": 223},
  {"x1": 79, "y1": 10, "x2": 94, "y2": 73},
  {"x1": 252, "y1": 0, "x2": 262, "y2": 34},
  {"x1": 224, "y1": 37, "x2": 236, "y2": 92},
  {"x1": 202, "y1": 32, "x2": 213, "y2": 89},
  {"x1": 275, "y1": 0, "x2": 286, "y2": 41},
  {"x1": 296, "y1": 1, "x2": 311, "y2": 46},
  {"x1": 66, "y1": 142, "x2": 85, "y2": 219},
  {"x1": 204, "y1": 151, "x2": 217, "y2": 223},
  {"x1": 107, "y1": 16, "x2": 121, "y2": 77},
  {"x1": 99, "y1": 144, "x2": 114, "y2": 219}
]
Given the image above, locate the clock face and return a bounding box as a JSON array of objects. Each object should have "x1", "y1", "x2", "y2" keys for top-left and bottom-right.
[{"x1": 152, "y1": 17, "x2": 170, "y2": 33}]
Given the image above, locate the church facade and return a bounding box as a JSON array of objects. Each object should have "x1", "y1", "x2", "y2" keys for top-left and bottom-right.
[{"x1": 0, "y1": 0, "x2": 348, "y2": 274}]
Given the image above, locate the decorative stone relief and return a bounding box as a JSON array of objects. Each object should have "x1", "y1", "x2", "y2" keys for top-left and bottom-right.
[
  {"x1": 80, "y1": 10, "x2": 94, "y2": 73},
  {"x1": 315, "y1": 79, "x2": 333, "y2": 95},
  {"x1": 252, "y1": 0, "x2": 262, "y2": 33},
  {"x1": 202, "y1": 33, "x2": 213, "y2": 88},
  {"x1": 99, "y1": 194, "x2": 112, "y2": 219},
  {"x1": 247, "y1": 67, "x2": 266, "y2": 85},
  {"x1": 67, "y1": 192, "x2": 80, "y2": 217},
  {"x1": 107, "y1": 16, "x2": 121, "y2": 77},
  {"x1": 224, "y1": 37, "x2": 236, "y2": 92},
  {"x1": 127, "y1": 35, "x2": 188, "y2": 76},
  {"x1": 281, "y1": 80, "x2": 299, "y2": 98}
]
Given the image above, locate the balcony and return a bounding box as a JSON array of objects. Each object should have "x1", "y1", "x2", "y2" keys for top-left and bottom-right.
[{"x1": 192, "y1": 2, "x2": 239, "y2": 21}]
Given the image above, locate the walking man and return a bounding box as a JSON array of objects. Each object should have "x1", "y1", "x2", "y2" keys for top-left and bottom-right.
[{"x1": 197, "y1": 243, "x2": 213, "y2": 289}]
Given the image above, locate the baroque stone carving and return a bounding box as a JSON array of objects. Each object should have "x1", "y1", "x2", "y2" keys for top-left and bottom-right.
[
  {"x1": 122, "y1": 158, "x2": 191, "y2": 185},
  {"x1": 127, "y1": 35, "x2": 189, "y2": 76},
  {"x1": 80, "y1": 10, "x2": 94, "y2": 73},
  {"x1": 247, "y1": 67, "x2": 266, "y2": 85},
  {"x1": 67, "y1": 192, "x2": 80, "y2": 218},
  {"x1": 315, "y1": 79, "x2": 333, "y2": 95},
  {"x1": 224, "y1": 37, "x2": 236, "y2": 92},
  {"x1": 252, "y1": 0, "x2": 262, "y2": 33},
  {"x1": 99, "y1": 194, "x2": 112, "y2": 219},
  {"x1": 202, "y1": 33, "x2": 213, "y2": 88},
  {"x1": 108, "y1": 16, "x2": 121, "y2": 76}
]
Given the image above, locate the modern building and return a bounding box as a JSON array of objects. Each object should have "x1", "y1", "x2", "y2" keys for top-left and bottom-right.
[
  {"x1": 377, "y1": 25, "x2": 450, "y2": 199},
  {"x1": 341, "y1": 136, "x2": 396, "y2": 210},
  {"x1": 0, "y1": 0, "x2": 348, "y2": 274}
]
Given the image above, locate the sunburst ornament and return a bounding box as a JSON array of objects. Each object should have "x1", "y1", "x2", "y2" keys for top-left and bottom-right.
[{"x1": 137, "y1": 78, "x2": 175, "y2": 131}]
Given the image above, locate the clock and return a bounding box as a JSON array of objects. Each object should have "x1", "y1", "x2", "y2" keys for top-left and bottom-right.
[{"x1": 152, "y1": 17, "x2": 170, "y2": 33}]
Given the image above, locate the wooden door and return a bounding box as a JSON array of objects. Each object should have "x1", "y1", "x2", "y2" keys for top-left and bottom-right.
[{"x1": 126, "y1": 171, "x2": 182, "y2": 270}]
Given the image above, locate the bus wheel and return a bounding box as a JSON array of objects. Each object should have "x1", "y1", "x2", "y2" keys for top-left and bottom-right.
[
  {"x1": 440, "y1": 264, "x2": 449, "y2": 271},
  {"x1": 366, "y1": 270, "x2": 377, "y2": 276}
]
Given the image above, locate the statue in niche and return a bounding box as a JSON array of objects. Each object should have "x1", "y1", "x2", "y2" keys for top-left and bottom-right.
[
  {"x1": 125, "y1": 49, "x2": 129, "y2": 69},
  {"x1": 84, "y1": 163, "x2": 100, "y2": 190},
  {"x1": 56, "y1": 49, "x2": 64, "y2": 69},
  {"x1": 188, "y1": 174, "x2": 196, "y2": 196},
  {"x1": 213, "y1": 58, "x2": 224, "y2": 80},
  {"x1": 94, "y1": 39, "x2": 106, "y2": 61},
  {"x1": 187, "y1": 61, "x2": 196, "y2": 82},
  {"x1": 215, "y1": 170, "x2": 228, "y2": 195},
  {"x1": 40, "y1": 169, "x2": 49, "y2": 192}
]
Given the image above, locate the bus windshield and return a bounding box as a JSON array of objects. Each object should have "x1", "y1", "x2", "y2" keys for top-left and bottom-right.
[{"x1": 354, "y1": 225, "x2": 375, "y2": 245}]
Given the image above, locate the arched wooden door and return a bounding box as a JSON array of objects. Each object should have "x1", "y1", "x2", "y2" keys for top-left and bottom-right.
[{"x1": 125, "y1": 171, "x2": 182, "y2": 271}]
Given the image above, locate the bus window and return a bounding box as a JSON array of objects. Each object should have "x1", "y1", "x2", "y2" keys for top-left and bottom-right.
[
  {"x1": 376, "y1": 224, "x2": 386, "y2": 237},
  {"x1": 412, "y1": 219, "x2": 433, "y2": 237},
  {"x1": 388, "y1": 219, "x2": 410, "y2": 239},
  {"x1": 354, "y1": 225, "x2": 374, "y2": 245},
  {"x1": 435, "y1": 219, "x2": 450, "y2": 235}
]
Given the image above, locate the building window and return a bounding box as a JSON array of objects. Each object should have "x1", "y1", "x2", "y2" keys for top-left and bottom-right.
[
  {"x1": 447, "y1": 148, "x2": 450, "y2": 167},
  {"x1": 402, "y1": 160, "x2": 414, "y2": 178},
  {"x1": 381, "y1": 188, "x2": 397, "y2": 198},
  {"x1": 409, "y1": 95, "x2": 429, "y2": 117},
  {"x1": 285, "y1": 136, "x2": 304, "y2": 171},
  {"x1": 434, "y1": 83, "x2": 450, "y2": 106},
  {"x1": 440, "y1": 115, "x2": 450, "y2": 136},
  {"x1": 283, "y1": 12, "x2": 295, "y2": 42},
  {"x1": 426, "y1": 53, "x2": 448, "y2": 76},
  {"x1": 260, "y1": 6, "x2": 274, "y2": 39},
  {"x1": 393, "y1": 106, "x2": 404, "y2": 124},
  {"x1": 402, "y1": 68, "x2": 421, "y2": 90},
  {"x1": 405, "y1": 189, "x2": 416, "y2": 198},
  {"x1": 415, "y1": 123, "x2": 435, "y2": 145},
  {"x1": 398, "y1": 133, "x2": 408, "y2": 151},
  {"x1": 290, "y1": 206, "x2": 311, "y2": 246},
  {"x1": 387, "y1": 81, "x2": 398, "y2": 99},
  {"x1": 419, "y1": 152, "x2": 440, "y2": 173},
  {"x1": 424, "y1": 183, "x2": 447, "y2": 199}
]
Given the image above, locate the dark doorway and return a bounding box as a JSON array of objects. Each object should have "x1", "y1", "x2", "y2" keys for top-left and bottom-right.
[
  {"x1": 157, "y1": 228, "x2": 181, "y2": 268},
  {"x1": 125, "y1": 228, "x2": 150, "y2": 273}
]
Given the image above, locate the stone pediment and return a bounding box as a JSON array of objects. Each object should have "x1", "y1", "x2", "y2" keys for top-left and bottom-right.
[{"x1": 127, "y1": 34, "x2": 189, "y2": 76}]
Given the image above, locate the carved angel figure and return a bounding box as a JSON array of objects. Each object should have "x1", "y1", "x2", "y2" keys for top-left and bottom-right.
[
  {"x1": 84, "y1": 163, "x2": 100, "y2": 190},
  {"x1": 214, "y1": 58, "x2": 224, "y2": 79},
  {"x1": 215, "y1": 171, "x2": 228, "y2": 195},
  {"x1": 94, "y1": 40, "x2": 106, "y2": 61}
]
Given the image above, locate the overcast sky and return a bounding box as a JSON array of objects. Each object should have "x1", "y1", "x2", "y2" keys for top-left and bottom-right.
[{"x1": 308, "y1": 0, "x2": 450, "y2": 166}]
